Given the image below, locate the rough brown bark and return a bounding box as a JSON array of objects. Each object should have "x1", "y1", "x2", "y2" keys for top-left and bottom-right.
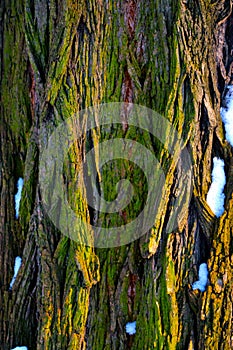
[{"x1": 0, "y1": 0, "x2": 232, "y2": 349}]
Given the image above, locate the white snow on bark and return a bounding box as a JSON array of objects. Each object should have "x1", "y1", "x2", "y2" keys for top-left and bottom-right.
[
  {"x1": 192, "y1": 263, "x2": 208, "y2": 292},
  {"x1": 125, "y1": 321, "x2": 136, "y2": 335},
  {"x1": 15, "y1": 178, "x2": 24, "y2": 219},
  {"x1": 206, "y1": 157, "x2": 226, "y2": 217},
  {"x1": 220, "y1": 85, "x2": 233, "y2": 146},
  {"x1": 9, "y1": 256, "x2": 22, "y2": 289}
]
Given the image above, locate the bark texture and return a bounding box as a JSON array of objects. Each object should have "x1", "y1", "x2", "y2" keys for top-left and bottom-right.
[{"x1": 0, "y1": 0, "x2": 233, "y2": 349}]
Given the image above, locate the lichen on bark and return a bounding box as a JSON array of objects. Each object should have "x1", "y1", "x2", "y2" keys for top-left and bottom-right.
[{"x1": 0, "y1": 0, "x2": 232, "y2": 349}]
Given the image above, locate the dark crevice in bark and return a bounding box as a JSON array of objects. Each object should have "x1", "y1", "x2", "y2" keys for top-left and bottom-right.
[
  {"x1": 218, "y1": 65, "x2": 226, "y2": 93},
  {"x1": 225, "y1": 23, "x2": 233, "y2": 78},
  {"x1": 212, "y1": 132, "x2": 225, "y2": 159},
  {"x1": 199, "y1": 101, "x2": 210, "y2": 150},
  {"x1": 0, "y1": 1, "x2": 5, "y2": 94}
]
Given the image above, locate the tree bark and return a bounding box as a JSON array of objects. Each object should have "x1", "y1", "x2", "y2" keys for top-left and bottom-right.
[{"x1": 0, "y1": 0, "x2": 232, "y2": 349}]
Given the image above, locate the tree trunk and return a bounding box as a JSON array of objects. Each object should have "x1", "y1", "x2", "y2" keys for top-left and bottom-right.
[{"x1": 0, "y1": 0, "x2": 232, "y2": 349}]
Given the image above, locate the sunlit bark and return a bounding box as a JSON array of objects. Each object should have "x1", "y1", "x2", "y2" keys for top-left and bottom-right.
[{"x1": 0, "y1": 0, "x2": 232, "y2": 349}]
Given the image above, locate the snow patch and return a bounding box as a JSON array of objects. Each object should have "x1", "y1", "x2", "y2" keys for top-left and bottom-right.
[
  {"x1": 192, "y1": 263, "x2": 208, "y2": 292},
  {"x1": 125, "y1": 321, "x2": 136, "y2": 335},
  {"x1": 11, "y1": 347, "x2": 28, "y2": 350},
  {"x1": 206, "y1": 157, "x2": 226, "y2": 217},
  {"x1": 15, "y1": 178, "x2": 24, "y2": 219},
  {"x1": 9, "y1": 256, "x2": 22, "y2": 289},
  {"x1": 220, "y1": 85, "x2": 233, "y2": 146}
]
